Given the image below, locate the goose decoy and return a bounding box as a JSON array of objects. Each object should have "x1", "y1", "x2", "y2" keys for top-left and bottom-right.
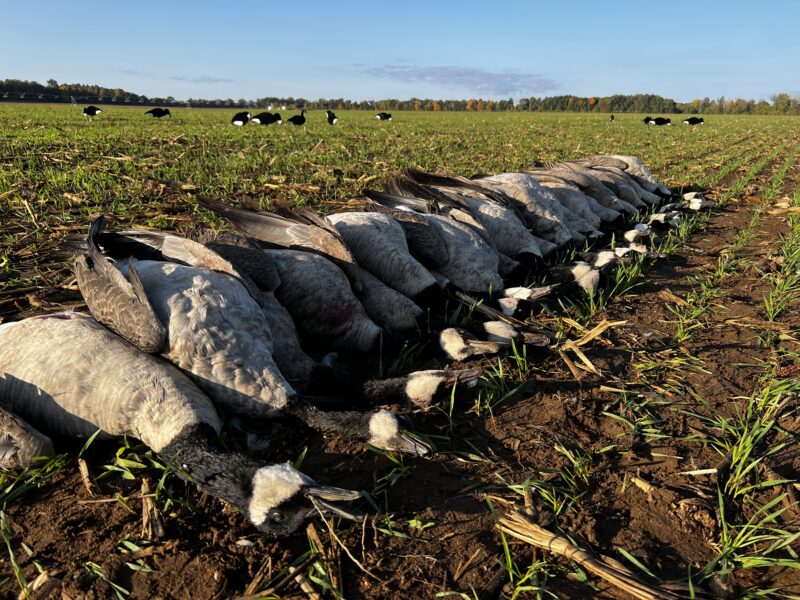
[
  {"x1": 145, "y1": 107, "x2": 171, "y2": 119},
  {"x1": 75, "y1": 219, "x2": 430, "y2": 456},
  {"x1": 652, "y1": 117, "x2": 671, "y2": 126},
  {"x1": 83, "y1": 106, "x2": 102, "y2": 118},
  {"x1": 643, "y1": 116, "x2": 654, "y2": 124},
  {"x1": 252, "y1": 112, "x2": 282, "y2": 125},
  {"x1": 0, "y1": 312, "x2": 361, "y2": 536},
  {"x1": 375, "y1": 112, "x2": 392, "y2": 121},
  {"x1": 286, "y1": 109, "x2": 306, "y2": 126},
  {"x1": 682, "y1": 117, "x2": 704, "y2": 125},
  {"x1": 325, "y1": 110, "x2": 338, "y2": 125},
  {"x1": 609, "y1": 114, "x2": 615, "y2": 123},
  {"x1": 231, "y1": 111, "x2": 251, "y2": 126}
]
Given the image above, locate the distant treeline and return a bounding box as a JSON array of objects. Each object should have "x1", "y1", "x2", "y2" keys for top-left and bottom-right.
[{"x1": 2, "y1": 79, "x2": 799, "y2": 115}]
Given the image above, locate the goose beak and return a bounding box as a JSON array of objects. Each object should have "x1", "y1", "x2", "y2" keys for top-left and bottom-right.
[
  {"x1": 305, "y1": 484, "x2": 361, "y2": 502},
  {"x1": 446, "y1": 367, "x2": 483, "y2": 387},
  {"x1": 308, "y1": 495, "x2": 364, "y2": 521},
  {"x1": 394, "y1": 432, "x2": 433, "y2": 457}
]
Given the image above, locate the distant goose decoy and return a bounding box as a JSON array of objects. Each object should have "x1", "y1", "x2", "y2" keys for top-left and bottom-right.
[
  {"x1": 651, "y1": 117, "x2": 671, "y2": 126},
  {"x1": 145, "y1": 107, "x2": 171, "y2": 119},
  {"x1": 83, "y1": 105, "x2": 102, "y2": 118},
  {"x1": 609, "y1": 114, "x2": 615, "y2": 123},
  {"x1": 375, "y1": 112, "x2": 392, "y2": 121},
  {"x1": 286, "y1": 109, "x2": 307, "y2": 126},
  {"x1": 0, "y1": 312, "x2": 361, "y2": 536},
  {"x1": 682, "y1": 117, "x2": 704, "y2": 126},
  {"x1": 231, "y1": 111, "x2": 251, "y2": 126},
  {"x1": 252, "y1": 112, "x2": 282, "y2": 125},
  {"x1": 325, "y1": 110, "x2": 338, "y2": 125}
]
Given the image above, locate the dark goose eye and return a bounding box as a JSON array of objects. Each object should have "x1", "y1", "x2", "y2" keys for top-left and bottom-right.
[{"x1": 270, "y1": 512, "x2": 284, "y2": 524}]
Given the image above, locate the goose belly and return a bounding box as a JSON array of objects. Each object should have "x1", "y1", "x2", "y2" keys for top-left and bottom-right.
[
  {"x1": 123, "y1": 261, "x2": 295, "y2": 416},
  {"x1": 0, "y1": 313, "x2": 219, "y2": 451},
  {"x1": 265, "y1": 250, "x2": 382, "y2": 352},
  {"x1": 327, "y1": 212, "x2": 437, "y2": 298},
  {"x1": 426, "y1": 215, "x2": 503, "y2": 292},
  {"x1": 462, "y1": 197, "x2": 543, "y2": 258}
]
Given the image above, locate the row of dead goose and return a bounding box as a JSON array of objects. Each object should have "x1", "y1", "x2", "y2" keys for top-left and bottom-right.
[{"x1": 0, "y1": 155, "x2": 715, "y2": 535}]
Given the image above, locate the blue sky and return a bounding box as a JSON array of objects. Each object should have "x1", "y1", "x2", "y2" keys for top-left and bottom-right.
[{"x1": 2, "y1": 1, "x2": 798, "y2": 102}]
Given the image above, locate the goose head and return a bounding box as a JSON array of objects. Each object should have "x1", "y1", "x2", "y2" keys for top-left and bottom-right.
[
  {"x1": 247, "y1": 463, "x2": 361, "y2": 536},
  {"x1": 366, "y1": 410, "x2": 432, "y2": 456},
  {"x1": 401, "y1": 368, "x2": 483, "y2": 408},
  {"x1": 439, "y1": 328, "x2": 501, "y2": 361}
]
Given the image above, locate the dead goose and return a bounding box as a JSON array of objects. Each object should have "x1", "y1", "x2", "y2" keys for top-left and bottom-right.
[
  {"x1": 533, "y1": 175, "x2": 623, "y2": 225},
  {"x1": 623, "y1": 223, "x2": 654, "y2": 243},
  {"x1": 264, "y1": 249, "x2": 386, "y2": 352},
  {"x1": 195, "y1": 196, "x2": 422, "y2": 332},
  {"x1": 325, "y1": 211, "x2": 444, "y2": 304},
  {"x1": 381, "y1": 171, "x2": 546, "y2": 266},
  {"x1": 0, "y1": 313, "x2": 360, "y2": 536},
  {"x1": 473, "y1": 172, "x2": 601, "y2": 242},
  {"x1": 558, "y1": 162, "x2": 648, "y2": 210},
  {"x1": 364, "y1": 190, "x2": 504, "y2": 293},
  {"x1": 76, "y1": 221, "x2": 429, "y2": 456},
  {"x1": 526, "y1": 167, "x2": 639, "y2": 216},
  {"x1": 578, "y1": 155, "x2": 672, "y2": 197}
]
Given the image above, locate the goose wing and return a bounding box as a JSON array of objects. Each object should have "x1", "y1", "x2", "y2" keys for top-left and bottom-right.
[
  {"x1": 197, "y1": 195, "x2": 354, "y2": 264},
  {"x1": 364, "y1": 188, "x2": 436, "y2": 213},
  {"x1": 74, "y1": 217, "x2": 167, "y2": 353},
  {"x1": 112, "y1": 229, "x2": 269, "y2": 301},
  {"x1": 0, "y1": 406, "x2": 55, "y2": 469}
]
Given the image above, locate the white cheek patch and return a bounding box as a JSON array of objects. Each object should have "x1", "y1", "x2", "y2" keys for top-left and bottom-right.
[
  {"x1": 594, "y1": 251, "x2": 617, "y2": 268},
  {"x1": 368, "y1": 410, "x2": 399, "y2": 446},
  {"x1": 571, "y1": 262, "x2": 593, "y2": 280},
  {"x1": 405, "y1": 371, "x2": 446, "y2": 405},
  {"x1": 248, "y1": 463, "x2": 308, "y2": 526}
]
